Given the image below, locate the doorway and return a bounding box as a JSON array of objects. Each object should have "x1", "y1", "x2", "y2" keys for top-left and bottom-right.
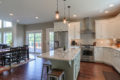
[{"x1": 27, "y1": 32, "x2": 42, "y2": 54}]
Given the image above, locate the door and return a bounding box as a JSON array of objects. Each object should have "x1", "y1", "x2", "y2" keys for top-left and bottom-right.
[
  {"x1": 27, "y1": 31, "x2": 42, "y2": 53},
  {"x1": 46, "y1": 28, "x2": 54, "y2": 52}
]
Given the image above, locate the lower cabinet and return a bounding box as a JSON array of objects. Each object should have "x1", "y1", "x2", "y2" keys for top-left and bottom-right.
[
  {"x1": 94, "y1": 47, "x2": 120, "y2": 73},
  {"x1": 94, "y1": 47, "x2": 104, "y2": 62},
  {"x1": 103, "y1": 48, "x2": 112, "y2": 65}
]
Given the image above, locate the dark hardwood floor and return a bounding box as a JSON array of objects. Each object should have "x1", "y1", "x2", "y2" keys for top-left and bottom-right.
[{"x1": 0, "y1": 54, "x2": 119, "y2": 80}]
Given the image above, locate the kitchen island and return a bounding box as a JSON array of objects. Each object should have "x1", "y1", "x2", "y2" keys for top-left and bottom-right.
[{"x1": 38, "y1": 48, "x2": 81, "y2": 80}]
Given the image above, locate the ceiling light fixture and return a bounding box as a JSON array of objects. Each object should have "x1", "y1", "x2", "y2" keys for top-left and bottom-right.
[
  {"x1": 55, "y1": 0, "x2": 60, "y2": 19},
  {"x1": 109, "y1": 4, "x2": 114, "y2": 7},
  {"x1": 73, "y1": 14, "x2": 77, "y2": 17},
  {"x1": 63, "y1": 0, "x2": 67, "y2": 24},
  {"x1": 35, "y1": 16, "x2": 39, "y2": 19},
  {"x1": 9, "y1": 13, "x2": 14, "y2": 16},
  {"x1": 68, "y1": 6, "x2": 71, "y2": 26},
  {"x1": 105, "y1": 11, "x2": 109, "y2": 14}
]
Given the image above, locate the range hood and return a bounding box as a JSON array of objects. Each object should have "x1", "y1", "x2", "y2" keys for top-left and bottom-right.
[
  {"x1": 81, "y1": 17, "x2": 95, "y2": 34},
  {"x1": 80, "y1": 17, "x2": 95, "y2": 45}
]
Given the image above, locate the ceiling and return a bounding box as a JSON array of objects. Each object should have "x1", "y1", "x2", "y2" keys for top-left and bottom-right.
[{"x1": 0, "y1": 0, "x2": 120, "y2": 24}]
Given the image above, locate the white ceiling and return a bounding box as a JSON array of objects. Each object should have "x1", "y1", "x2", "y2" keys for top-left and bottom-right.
[{"x1": 0, "y1": 0, "x2": 120, "y2": 24}]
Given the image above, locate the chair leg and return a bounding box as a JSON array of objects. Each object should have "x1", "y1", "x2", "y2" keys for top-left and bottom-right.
[{"x1": 41, "y1": 65, "x2": 44, "y2": 80}]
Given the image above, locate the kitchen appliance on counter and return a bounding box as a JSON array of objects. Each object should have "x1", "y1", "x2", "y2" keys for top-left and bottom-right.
[{"x1": 81, "y1": 45, "x2": 94, "y2": 62}]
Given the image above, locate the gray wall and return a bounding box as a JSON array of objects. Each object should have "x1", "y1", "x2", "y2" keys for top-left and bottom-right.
[
  {"x1": 24, "y1": 22, "x2": 54, "y2": 53},
  {"x1": 13, "y1": 24, "x2": 25, "y2": 47}
]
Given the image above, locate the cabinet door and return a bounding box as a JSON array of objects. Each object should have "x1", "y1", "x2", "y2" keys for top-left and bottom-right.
[
  {"x1": 68, "y1": 23, "x2": 75, "y2": 40},
  {"x1": 54, "y1": 22, "x2": 68, "y2": 32},
  {"x1": 112, "y1": 50, "x2": 120, "y2": 72},
  {"x1": 94, "y1": 47, "x2": 104, "y2": 62},
  {"x1": 103, "y1": 48, "x2": 112, "y2": 65},
  {"x1": 74, "y1": 22, "x2": 80, "y2": 39}
]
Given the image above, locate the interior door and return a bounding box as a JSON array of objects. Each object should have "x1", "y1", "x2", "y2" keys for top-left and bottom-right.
[{"x1": 46, "y1": 28, "x2": 54, "y2": 52}]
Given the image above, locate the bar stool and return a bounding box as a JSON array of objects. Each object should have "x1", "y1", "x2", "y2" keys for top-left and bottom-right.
[
  {"x1": 47, "y1": 69, "x2": 64, "y2": 80},
  {"x1": 41, "y1": 61, "x2": 52, "y2": 80}
]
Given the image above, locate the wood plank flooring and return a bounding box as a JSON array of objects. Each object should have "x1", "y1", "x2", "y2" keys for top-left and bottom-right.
[{"x1": 0, "y1": 54, "x2": 119, "y2": 80}]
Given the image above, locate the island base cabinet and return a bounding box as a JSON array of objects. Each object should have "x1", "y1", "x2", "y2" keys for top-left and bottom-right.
[{"x1": 50, "y1": 52, "x2": 80, "y2": 80}]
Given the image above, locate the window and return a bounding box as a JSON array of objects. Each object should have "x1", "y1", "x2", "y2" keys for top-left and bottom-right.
[
  {"x1": 0, "y1": 32, "x2": 1, "y2": 43},
  {"x1": 4, "y1": 32, "x2": 12, "y2": 45},
  {"x1": 0, "y1": 20, "x2": 2, "y2": 28},
  {"x1": 3, "y1": 21, "x2": 12, "y2": 28}
]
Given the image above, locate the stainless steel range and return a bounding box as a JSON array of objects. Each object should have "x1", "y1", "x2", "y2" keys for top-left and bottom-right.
[{"x1": 81, "y1": 45, "x2": 94, "y2": 62}]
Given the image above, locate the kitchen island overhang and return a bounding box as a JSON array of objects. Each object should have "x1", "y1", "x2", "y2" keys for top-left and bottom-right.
[{"x1": 38, "y1": 48, "x2": 81, "y2": 80}]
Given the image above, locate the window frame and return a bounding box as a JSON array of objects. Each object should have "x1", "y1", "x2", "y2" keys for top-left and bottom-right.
[
  {"x1": 3, "y1": 21, "x2": 13, "y2": 28},
  {"x1": 3, "y1": 32, "x2": 13, "y2": 45}
]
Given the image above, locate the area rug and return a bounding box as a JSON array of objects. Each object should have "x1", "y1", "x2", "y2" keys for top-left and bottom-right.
[
  {"x1": 0, "y1": 59, "x2": 35, "y2": 74},
  {"x1": 103, "y1": 71, "x2": 120, "y2": 80}
]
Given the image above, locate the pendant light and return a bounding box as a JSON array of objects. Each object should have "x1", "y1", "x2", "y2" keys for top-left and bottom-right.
[
  {"x1": 55, "y1": 0, "x2": 59, "y2": 19},
  {"x1": 68, "y1": 6, "x2": 71, "y2": 26},
  {"x1": 63, "y1": 0, "x2": 67, "y2": 24}
]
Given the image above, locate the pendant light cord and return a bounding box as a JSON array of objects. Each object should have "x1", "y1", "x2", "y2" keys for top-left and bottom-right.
[
  {"x1": 64, "y1": 0, "x2": 66, "y2": 18},
  {"x1": 57, "y1": 0, "x2": 58, "y2": 11},
  {"x1": 68, "y1": 6, "x2": 71, "y2": 21}
]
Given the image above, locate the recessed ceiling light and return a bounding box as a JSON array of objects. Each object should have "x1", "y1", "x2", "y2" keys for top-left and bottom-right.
[
  {"x1": 9, "y1": 13, "x2": 14, "y2": 16},
  {"x1": 109, "y1": 4, "x2": 114, "y2": 7},
  {"x1": 35, "y1": 16, "x2": 39, "y2": 19},
  {"x1": 73, "y1": 14, "x2": 77, "y2": 17},
  {"x1": 17, "y1": 19, "x2": 20, "y2": 22},
  {"x1": 105, "y1": 11, "x2": 109, "y2": 14}
]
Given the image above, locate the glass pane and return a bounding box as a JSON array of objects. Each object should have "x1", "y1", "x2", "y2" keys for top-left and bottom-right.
[
  {"x1": 3, "y1": 21, "x2": 12, "y2": 28},
  {"x1": 28, "y1": 33, "x2": 34, "y2": 53},
  {"x1": 4, "y1": 32, "x2": 12, "y2": 45},
  {"x1": 0, "y1": 20, "x2": 2, "y2": 28},
  {"x1": 49, "y1": 32, "x2": 54, "y2": 50},
  {"x1": 35, "y1": 33, "x2": 42, "y2": 53},
  {"x1": 0, "y1": 32, "x2": 1, "y2": 43}
]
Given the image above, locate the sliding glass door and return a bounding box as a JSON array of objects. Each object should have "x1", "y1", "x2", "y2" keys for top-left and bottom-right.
[{"x1": 28, "y1": 32, "x2": 42, "y2": 53}]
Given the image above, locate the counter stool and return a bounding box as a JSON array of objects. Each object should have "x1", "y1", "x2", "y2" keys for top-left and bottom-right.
[
  {"x1": 47, "y1": 69, "x2": 64, "y2": 80},
  {"x1": 41, "y1": 61, "x2": 52, "y2": 80}
]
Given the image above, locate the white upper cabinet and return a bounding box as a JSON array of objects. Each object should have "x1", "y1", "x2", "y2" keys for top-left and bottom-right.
[
  {"x1": 68, "y1": 22, "x2": 80, "y2": 48},
  {"x1": 68, "y1": 22, "x2": 80, "y2": 39},
  {"x1": 54, "y1": 22, "x2": 68, "y2": 32},
  {"x1": 95, "y1": 14, "x2": 120, "y2": 39}
]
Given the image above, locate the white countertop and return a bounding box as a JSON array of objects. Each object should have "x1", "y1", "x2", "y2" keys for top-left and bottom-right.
[
  {"x1": 95, "y1": 46, "x2": 120, "y2": 51},
  {"x1": 38, "y1": 48, "x2": 80, "y2": 61}
]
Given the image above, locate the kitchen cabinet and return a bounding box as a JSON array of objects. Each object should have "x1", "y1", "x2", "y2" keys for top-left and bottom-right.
[
  {"x1": 94, "y1": 47, "x2": 120, "y2": 73},
  {"x1": 94, "y1": 47, "x2": 104, "y2": 62},
  {"x1": 103, "y1": 48, "x2": 112, "y2": 65},
  {"x1": 112, "y1": 49, "x2": 120, "y2": 72},
  {"x1": 68, "y1": 22, "x2": 80, "y2": 39},
  {"x1": 68, "y1": 22, "x2": 80, "y2": 48},
  {"x1": 54, "y1": 22, "x2": 68, "y2": 32},
  {"x1": 95, "y1": 14, "x2": 120, "y2": 39}
]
